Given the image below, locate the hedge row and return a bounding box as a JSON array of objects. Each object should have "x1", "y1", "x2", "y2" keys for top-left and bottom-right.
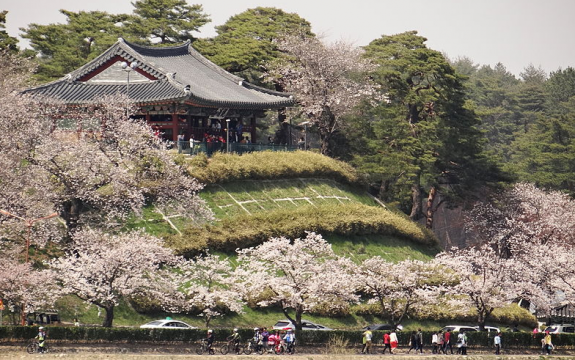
[
  {"x1": 186, "y1": 151, "x2": 362, "y2": 186},
  {"x1": 166, "y1": 203, "x2": 436, "y2": 257},
  {"x1": 2, "y1": 326, "x2": 575, "y2": 349}
]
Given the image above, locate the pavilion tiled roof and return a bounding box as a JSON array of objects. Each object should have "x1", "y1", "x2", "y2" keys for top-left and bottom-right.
[{"x1": 24, "y1": 38, "x2": 294, "y2": 109}]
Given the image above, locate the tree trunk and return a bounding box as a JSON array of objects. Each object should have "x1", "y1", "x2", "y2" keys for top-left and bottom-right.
[
  {"x1": 379, "y1": 179, "x2": 390, "y2": 200},
  {"x1": 425, "y1": 186, "x2": 437, "y2": 229},
  {"x1": 62, "y1": 198, "x2": 84, "y2": 235},
  {"x1": 281, "y1": 305, "x2": 300, "y2": 330},
  {"x1": 477, "y1": 307, "x2": 494, "y2": 331},
  {"x1": 409, "y1": 184, "x2": 423, "y2": 221},
  {"x1": 295, "y1": 308, "x2": 303, "y2": 331},
  {"x1": 102, "y1": 305, "x2": 114, "y2": 328},
  {"x1": 275, "y1": 108, "x2": 289, "y2": 145},
  {"x1": 319, "y1": 107, "x2": 336, "y2": 156}
]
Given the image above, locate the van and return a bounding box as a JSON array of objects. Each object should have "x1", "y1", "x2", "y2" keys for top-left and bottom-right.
[
  {"x1": 478, "y1": 326, "x2": 501, "y2": 333},
  {"x1": 441, "y1": 325, "x2": 478, "y2": 333},
  {"x1": 544, "y1": 324, "x2": 575, "y2": 334},
  {"x1": 26, "y1": 310, "x2": 60, "y2": 326}
]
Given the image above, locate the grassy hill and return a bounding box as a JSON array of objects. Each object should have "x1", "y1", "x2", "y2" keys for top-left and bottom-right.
[
  {"x1": 126, "y1": 151, "x2": 437, "y2": 259},
  {"x1": 156, "y1": 151, "x2": 437, "y2": 258},
  {"x1": 68, "y1": 151, "x2": 535, "y2": 331}
]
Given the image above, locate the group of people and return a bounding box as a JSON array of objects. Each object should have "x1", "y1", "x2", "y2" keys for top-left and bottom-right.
[
  {"x1": 203, "y1": 327, "x2": 296, "y2": 354},
  {"x1": 361, "y1": 328, "x2": 506, "y2": 356},
  {"x1": 407, "y1": 329, "x2": 425, "y2": 354},
  {"x1": 431, "y1": 329, "x2": 455, "y2": 354},
  {"x1": 381, "y1": 330, "x2": 399, "y2": 354},
  {"x1": 250, "y1": 327, "x2": 296, "y2": 354}
]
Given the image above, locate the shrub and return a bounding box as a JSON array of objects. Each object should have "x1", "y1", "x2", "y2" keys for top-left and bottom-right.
[
  {"x1": 352, "y1": 303, "x2": 382, "y2": 316},
  {"x1": 324, "y1": 334, "x2": 355, "y2": 354},
  {"x1": 187, "y1": 151, "x2": 362, "y2": 186},
  {"x1": 166, "y1": 203, "x2": 436, "y2": 257},
  {"x1": 491, "y1": 303, "x2": 538, "y2": 328},
  {"x1": 311, "y1": 301, "x2": 351, "y2": 318}
]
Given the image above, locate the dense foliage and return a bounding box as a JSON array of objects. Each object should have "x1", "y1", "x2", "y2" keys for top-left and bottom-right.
[
  {"x1": 194, "y1": 7, "x2": 313, "y2": 86},
  {"x1": 351, "y1": 31, "x2": 503, "y2": 228}
]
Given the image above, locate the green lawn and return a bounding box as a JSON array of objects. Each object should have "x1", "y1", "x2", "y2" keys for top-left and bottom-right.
[{"x1": 202, "y1": 179, "x2": 378, "y2": 219}]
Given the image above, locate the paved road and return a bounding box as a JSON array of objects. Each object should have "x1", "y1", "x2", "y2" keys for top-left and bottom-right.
[{"x1": 2, "y1": 347, "x2": 573, "y2": 360}]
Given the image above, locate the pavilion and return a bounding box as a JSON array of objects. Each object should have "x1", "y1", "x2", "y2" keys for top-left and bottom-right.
[{"x1": 24, "y1": 38, "x2": 294, "y2": 143}]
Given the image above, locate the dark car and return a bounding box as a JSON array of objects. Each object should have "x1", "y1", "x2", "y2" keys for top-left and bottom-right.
[{"x1": 362, "y1": 324, "x2": 397, "y2": 331}]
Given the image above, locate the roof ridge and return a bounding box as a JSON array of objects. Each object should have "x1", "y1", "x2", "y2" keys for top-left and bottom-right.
[{"x1": 121, "y1": 37, "x2": 191, "y2": 51}]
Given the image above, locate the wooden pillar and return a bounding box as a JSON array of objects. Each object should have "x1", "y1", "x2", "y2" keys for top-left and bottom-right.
[
  {"x1": 250, "y1": 116, "x2": 256, "y2": 143},
  {"x1": 171, "y1": 112, "x2": 178, "y2": 141}
]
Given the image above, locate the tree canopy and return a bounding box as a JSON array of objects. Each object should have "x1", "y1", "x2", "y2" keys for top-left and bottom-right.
[
  {"x1": 194, "y1": 7, "x2": 313, "y2": 85},
  {"x1": 0, "y1": 11, "x2": 18, "y2": 52},
  {"x1": 127, "y1": 0, "x2": 210, "y2": 44},
  {"x1": 352, "y1": 31, "x2": 501, "y2": 227}
]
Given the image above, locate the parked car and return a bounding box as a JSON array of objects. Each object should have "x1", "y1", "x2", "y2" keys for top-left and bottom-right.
[
  {"x1": 544, "y1": 324, "x2": 575, "y2": 334},
  {"x1": 478, "y1": 325, "x2": 501, "y2": 333},
  {"x1": 26, "y1": 310, "x2": 61, "y2": 326},
  {"x1": 272, "y1": 319, "x2": 332, "y2": 331},
  {"x1": 441, "y1": 325, "x2": 479, "y2": 333},
  {"x1": 362, "y1": 324, "x2": 400, "y2": 331},
  {"x1": 140, "y1": 319, "x2": 197, "y2": 329}
]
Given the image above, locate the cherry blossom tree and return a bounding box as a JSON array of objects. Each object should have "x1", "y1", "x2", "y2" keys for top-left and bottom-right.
[
  {"x1": 266, "y1": 34, "x2": 379, "y2": 155},
  {"x1": 49, "y1": 228, "x2": 181, "y2": 327},
  {"x1": 235, "y1": 232, "x2": 358, "y2": 330},
  {"x1": 357, "y1": 257, "x2": 445, "y2": 327},
  {"x1": 0, "y1": 52, "x2": 64, "y2": 247},
  {"x1": 25, "y1": 97, "x2": 213, "y2": 234},
  {"x1": 466, "y1": 182, "x2": 575, "y2": 252},
  {"x1": 514, "y1": 241, "x2": 575, "y2": 316},
  {"x1": 0, "y1": 248, "x2": 59, "y2": 325},
  {"x1": 463, "y1": 183, "x2": 575, "y2": 314},
  {"x1": 175, "y1": 253, "x2": 244, "y2": 327},
  {"x1": 434, "y1": 244, "x2": 520, "y2": 329}
]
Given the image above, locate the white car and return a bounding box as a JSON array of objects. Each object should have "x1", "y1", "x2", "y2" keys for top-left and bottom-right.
[
  {"x1": 479, "y1": 325, "x2": 501, "y2": 333},
  {"x1": 441, "y1": 325, "x2": 478, "y2": 333},
  {"x1": 441, "y1": 325, "x2": 500, "y2": 333},
  {"x1": 140, "y1": 319, "x2": 197, "y2": 329},
  {"x1": 273, "y1": 319, "x2": 332, "y2": 331},
  {"x1": 544, "y1": 324, "x2": 575, "y2": 334}
]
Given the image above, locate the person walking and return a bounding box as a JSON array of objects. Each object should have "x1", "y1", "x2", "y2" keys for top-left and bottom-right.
[
  {"x1": 431, "y1": 331, "x2": 439, "y2": 354},
  {"x1": 457, "y1": 330, "x2": 468, "y2": 355},
  {"x1": 382, "y1": 331, "x2": 392, "y2": 354},
  {"x1": 438, "y1": 330, "x2": 445, "y2": 354},
  {"x1": 543, "y1": 331, "x2": 553, "y2": 355},
  {"x1": 416, "y1": 328, "x2": 424, "y2": 353},
  {"x1": 443, "y1": 329, "x2": 453, "y2": 354},
  {"x1": 206, "y1": 329, "x2": 215, "y2": 355},
  {"x1": 494, "y1": 332, "x2": 502, "y2": 355},
  {"x1": 407, "y1": 331, "x2": 418, "y2": 353},
  {"x1": 361, "y1": 329, "x2": 373, "y2": 354},
  {"x1": 390, "y1": 330, "x2": 398, "y2": 354},
  {"x1": 283, "y1": 329, "x2": 296, "y2": 354}
]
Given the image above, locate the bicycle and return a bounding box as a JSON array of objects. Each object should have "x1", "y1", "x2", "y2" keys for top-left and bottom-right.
[
  {"x1": 272, "y1": 340, "x2": 287, "y2": 355},
  {"x1": 285, "y1": 340, "x2": 296, "y2": 355},
  {"x1": 220, "y1": 339, "x2": 244, "y2": 355},
  {"x1": 26, "y1": 339, "x2": 48, "y2": 354},
  {"x1": 243, "y1": 339, "x2": 264, "y2": 355},
  {"x1": 196, "y1": 338, "x2": 215, "y2": 355}
]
